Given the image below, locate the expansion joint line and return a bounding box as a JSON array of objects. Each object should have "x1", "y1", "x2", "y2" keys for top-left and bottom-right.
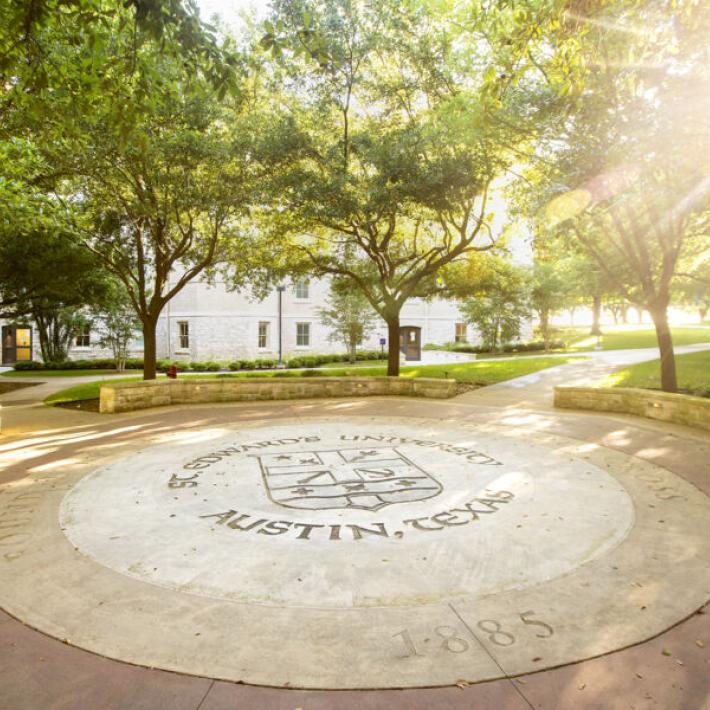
[
  {"x1": 195, "y1": 679, "x2": 216, "y2": 710},
  {"x1": 447, "y1": 602, "x2": 536, "y2": 710}
]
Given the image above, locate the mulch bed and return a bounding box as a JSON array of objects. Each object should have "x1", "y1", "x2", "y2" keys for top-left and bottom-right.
[
  {"x1": 455, "y1": 383, "x2": 482, "y2": 395},
  {"x1": 53, "y1": 398, "x2": 101, "y2": 412}
]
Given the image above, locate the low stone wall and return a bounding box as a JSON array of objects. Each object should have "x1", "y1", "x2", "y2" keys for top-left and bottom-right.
[
  {"x1": 554, "y1": 386, "x2": 710, "y2": 432},
  {"x1": 100, "y1": 376, "x2": 458, "y2": 414}
]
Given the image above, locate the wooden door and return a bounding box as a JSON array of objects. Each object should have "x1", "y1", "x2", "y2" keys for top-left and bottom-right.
[{"x1": 399, "y1": 327, "x2": 421, "y2": 361}]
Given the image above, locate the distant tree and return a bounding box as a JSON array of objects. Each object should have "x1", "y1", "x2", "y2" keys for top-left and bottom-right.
[
  {"x1": 458, "y1": 261, "x2": 529, "y2": 353},
  {"x1": 675, "y1": 252, "x2": 710, "y2": 324},
  {"x1": 607, "y1": 300, "x2": 630, "y2": 325},
  {"x1": 529, "y1": 259, "x2": 575, "y2": 351},
  {"x1": 92, "y1": 285, "x2": 141, "y2": 372},
  {"x1": 317, "y1": 278, "x2": 377, "y2": 363},
  {"x1": 0, "y1": 227, "x2": 111, "y2": 362}
]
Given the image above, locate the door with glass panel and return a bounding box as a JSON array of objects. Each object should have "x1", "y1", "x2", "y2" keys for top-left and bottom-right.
[{"x1": 1, "y1": 325, "x2": 33, "y2": 364}]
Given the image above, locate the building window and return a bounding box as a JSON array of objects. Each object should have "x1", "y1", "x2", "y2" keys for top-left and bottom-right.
[
  {"x1": 296, "y1": 322, "x2": 311, "y2": 346},
  {"x1": 258, "y1": 321, "x2": 270, "y2": 349},
  {"x1": 75, "y1": 325, "x2": 91, "y2": 347},
  {"x1": 295, "y1": 280, "x2": 309, "y2": 299},
  {"x1": 455, "y1": 322, "x2": 467, "y2": 343},
  {"x1": 178, "y1": 321, "x2": 190, "y2": 349}
]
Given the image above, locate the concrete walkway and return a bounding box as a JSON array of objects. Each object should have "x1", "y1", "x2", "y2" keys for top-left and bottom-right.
[
  {"x1": 458, "y1": 342, "x2": 710, "y2": 410},
  {"x1": 0, "y1": 348, "x2": 708, "y2": 709}
]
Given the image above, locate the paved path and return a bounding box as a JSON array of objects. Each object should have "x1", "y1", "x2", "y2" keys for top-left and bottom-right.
[
  {"x1": 0, "y1": 348, "x2": 708, "y2": 709},
  {"x1": 458, "y1": 342, "x2": 710, "y2": 410}
]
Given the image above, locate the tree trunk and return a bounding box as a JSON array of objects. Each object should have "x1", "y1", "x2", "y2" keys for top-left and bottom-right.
[
  {"x1": 34, "y1": 312, "x2": 69, "y2": 361},
  {"x1": 386, "y1": 315, "x2": 400, "y2": 377},
  {"x1": 569, "y1": 307, "x2": 575, "y2": 326},
  {"x1": 620, "y1": 304, "x2": 628, "y2": 324},
  {"x1": 649, "y1": 307, "x2": 677, "y2": 393},
  {"x1": 142, "y1": 318, "x2": 158, "y2": 380},
  {"x1": 34, "y1": 314, "x2": 50, "y2": 361},
  {"x1": 637, "y1": 308, "x2": 644, "y2": 324},
  {"x1": 540, "y1": 309, "x2": 551, "y2": 351},
  {"x1": 348, "y1": 339, "x2": 356, "y2": 364},
  {"x1": 590, "y1": 295, "x2": 602, "y2": 336},
  {"x1": 700, "y1": 306, "x2": 708, "y2": 324}
]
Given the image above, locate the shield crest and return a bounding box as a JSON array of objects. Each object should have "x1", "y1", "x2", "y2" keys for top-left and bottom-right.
[{"x1": 256, "y1": 447, "x2": 442, "y2": 511}]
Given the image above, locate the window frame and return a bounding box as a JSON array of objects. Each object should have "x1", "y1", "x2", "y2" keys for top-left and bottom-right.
[
  {"x1": 258, "y1": 321, "x2": 270, "y2": 349},
  {"x1": 294, "y1": 280, "x2": 310, "y2": 300},
  {"x1": 75, "y1": 324, "x2": 91, "y2": 348},
  {"x1": 296, "y1": 321, "x2": 311, "y2": 347},
  {"x1": 177, "y1": 321, "x2": 190, "y2": 350}
]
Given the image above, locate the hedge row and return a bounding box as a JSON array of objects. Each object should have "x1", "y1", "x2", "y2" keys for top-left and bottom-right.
[
  {"x1": 423, "y1": 340, "x2": 566, "y2": 354},
  {"x1": 280, "y1": 350, "x2": 383, "y2": 369},
  {"x1": 13, "y1": 350, "x2": 386, "y2": 372},
  {"x1": 13, "y1": 358, "x2": 146, "y2": 371}
]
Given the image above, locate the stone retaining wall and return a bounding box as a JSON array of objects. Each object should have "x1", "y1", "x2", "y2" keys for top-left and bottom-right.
[
  {"x1": 100, "y1": 376, "x2": 458, "y2": 414},
  {"x1": 554, "y1": 386, "x2": 710, "y2": 432}
]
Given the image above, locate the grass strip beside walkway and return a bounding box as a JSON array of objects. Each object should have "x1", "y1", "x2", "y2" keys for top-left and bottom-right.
[
  {"x1": 44, "y1": 356, "x2": 584, "y2": 406},
  {"x1": 562, "y1": 325, "x2": 710, "y2": 352},
  {"x1": 603, "y1": 350, "x2": 710, "y2": 397}
]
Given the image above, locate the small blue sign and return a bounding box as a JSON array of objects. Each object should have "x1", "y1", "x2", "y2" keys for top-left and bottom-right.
[{"x1": 379, "y1": 338, "x2": 386, "y2": 345}]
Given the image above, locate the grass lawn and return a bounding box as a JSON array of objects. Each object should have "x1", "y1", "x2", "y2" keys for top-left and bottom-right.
[
  {"x1": 603, "y1": 350, "x2": 710, "y2": 397},
  {"x1": 559, "y1": 325, "x2": 710, "y2": 352},
  {"x1": 2, "y1": 369, "x2": 143, "y2": 378},
  {"x1": 44, "y1": 355, "x2": 584, "y2": 405}
]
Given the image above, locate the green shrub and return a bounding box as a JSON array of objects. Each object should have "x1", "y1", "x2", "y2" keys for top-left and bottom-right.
[
  {"x1": 501, "y1": 340, "x2": 565, "y2": 353},
  {"x1": 203, "y1": 361, "x2": 222, "y2": 371},
  {"x1": 423, "y1": 340, "x2": 566, "y2": 355},
  {"x1": 254, "y1": 358, "x2": 276, "y2": 369},
  {"x1": 13, "y1": 361, "x2": 44, "y2": 370}
]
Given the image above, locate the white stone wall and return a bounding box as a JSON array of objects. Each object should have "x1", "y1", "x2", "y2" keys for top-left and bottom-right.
[
  {"x1": 2, "y1": 262, "x2": 536, "y2": 364},
  {"x1": 153, "y1": 277, "x2": 483, "y2": 362}
]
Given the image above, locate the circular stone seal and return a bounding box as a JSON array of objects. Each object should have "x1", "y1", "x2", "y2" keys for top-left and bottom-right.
[
  {"x1": 1, "y1": 416, "x2": 709, "y2": 689},
  {"x1": 60, "y1": 421, "x2": 634, "y2": 608}
]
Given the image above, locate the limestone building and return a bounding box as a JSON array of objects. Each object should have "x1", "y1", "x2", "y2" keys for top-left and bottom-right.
[
  {"x1": 154, "y1": 276, "x2": 475, "y2": 363},
  {"x1": 1, "y1": 276, "x2": 477, "y2": 365}
]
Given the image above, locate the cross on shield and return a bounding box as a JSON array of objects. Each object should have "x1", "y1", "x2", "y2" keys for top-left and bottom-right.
[{"x1": 256, "y1": 447, "x2": 443, "y2": 511}]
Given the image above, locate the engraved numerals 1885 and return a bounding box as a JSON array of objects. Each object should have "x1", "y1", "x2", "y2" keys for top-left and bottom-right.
[{"x1": 393, "y1": 610, "x2": 554, "y2": 659}]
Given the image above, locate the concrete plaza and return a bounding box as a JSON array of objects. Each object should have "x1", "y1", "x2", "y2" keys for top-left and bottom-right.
[{"x1": 0, "y1": 352, "x2": 708, "y2": 709}]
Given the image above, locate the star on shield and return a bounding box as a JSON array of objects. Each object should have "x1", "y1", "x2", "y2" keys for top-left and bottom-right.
[{"x1": 255, "y1": 447, "x2": 443, "y2": 511}]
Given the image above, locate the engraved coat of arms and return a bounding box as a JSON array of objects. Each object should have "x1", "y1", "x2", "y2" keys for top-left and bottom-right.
[{"x1": 257, "y1": 447, "x2": 442, "y2": 511}]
